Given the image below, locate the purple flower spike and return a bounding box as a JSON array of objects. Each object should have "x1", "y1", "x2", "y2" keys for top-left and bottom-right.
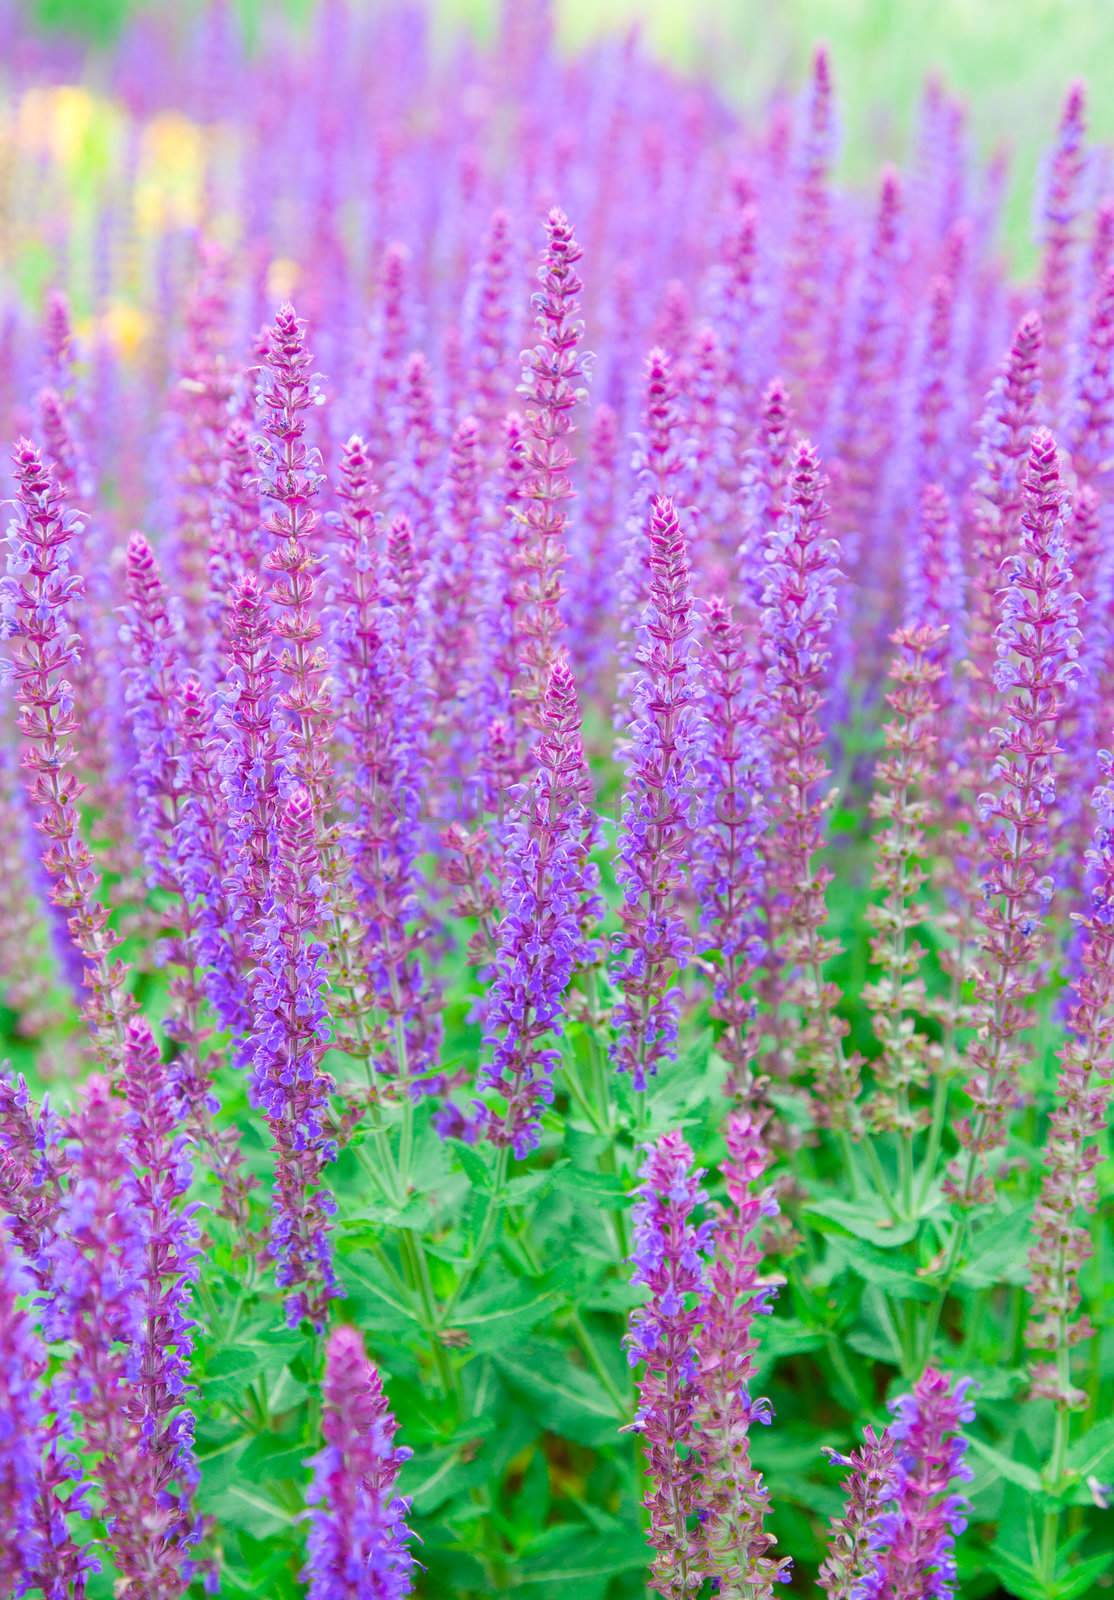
[
  {"x1": 1026, "y1": 749, "x2": 1114, "y2": 1406},
  {"x1": 254, "y1": 303, "x2": 333, "y2": 818},
  {"x1": 0, "y1": 1232, "x2": 48, "y2": 1597},
  {"x1": 304, "y1": 1326, "x2": 416, "y2": 1600},
  {"x1": 517, "y1": 208, "x2": 588, "y2": 721},
  {"x1": 696, "y1": 1110, "x2": 791, "y2": 1594},
  {"x1": 2, "y1": 440, "x2": 135, "y2": 1069},
  {"x1": 693, "y1": 596, "x2": 767, "y2": 1095},
  {"x1": 819, "y1": 1426, "x2": 899, "y2": 1600},
  {"x1": 245, "y1": 786, "x2": 339, "y2": 1329},
  {"x1": 121, "y1": 1017, "x2": 205, "y2": 1581},
  {"x1": 1, "y1": 1217, "x2": 97, "y2": 1600},
  {"x1": 949, "y1": 430, "x2": 1081, "y2": 1203},
  {"x1": 1039, "y1": 82, "x2": 1087, "y2": 411},
  {"x1": 625, "y1": 1131, "x2": 712, "y2": 1600},
  {"x1": 758, "y1": 440, "x2": 855, "y2": 1124},
  {"x1": 479, "y1": 652, "x2": 599, "y2": 1156},
  {"x1": 42, "y1": 1075, "x2": 193, "y2": 1596},
  {"x1": 612, "y1": 495, "x2": 699, "y2": 1090},
  {"x1": 863, "y1": 1369, "x2": 976, "y2": 1600}
]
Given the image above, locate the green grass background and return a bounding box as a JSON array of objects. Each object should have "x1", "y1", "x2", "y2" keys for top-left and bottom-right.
[{"x1": 23, "y1": 0, "x2": 1114, "y2": 272}]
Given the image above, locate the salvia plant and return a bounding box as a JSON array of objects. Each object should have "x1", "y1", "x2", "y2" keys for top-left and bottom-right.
[{"x1": 0, "y1": 4, "x2": 1111, "y2": 1597}]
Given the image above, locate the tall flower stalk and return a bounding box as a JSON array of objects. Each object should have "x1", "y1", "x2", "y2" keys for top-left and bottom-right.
[
  {"x1": 304, "y1": 1326, "x2": 416, "y2": 1600},
  {"x1": 479, "y1": 653, "x2": 599, "y2": 1157},
  {"x1": 947, "y1": 431, "x2": 1081, "y2": 1206},
  {"x1": 612, "y1": 495, "x2": 699, "y2": 1092},
  {"x1": 1026, "y1": 750, "x2": 1114, "y2": 1575},
  {"x1": 2, "y1": 441, "x2": 135, "y2": 1070},
  {"x1": 516, "y1": 209, "x2": 588, "y2": 721},
  {"x1": 625, "y1": 1131, "x2": 711, "y2": 1600},
  {"x1": 695, "y1": 1111, "x2": 790, "y2": 1595}
]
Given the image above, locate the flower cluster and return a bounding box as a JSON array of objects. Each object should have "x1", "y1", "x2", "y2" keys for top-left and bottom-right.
[
  {"x1": 304, "y1": 1326, "x2": 416, "y2": 1600},
  {"x1": 612, "y1": 496, "x2": 700, "y2": 1089},
  {"x1": 626, "y1": 1132, "x2": 712, "y2": 1599},
  {"x1": 949, "y1": 430, "x2": 1082, "y2": 1203},
  {"x1": 479, "y1": 654, "x2": 599, "y2": 1155},
  {"x1": 0, "y1": 8, "x2": 1110, "y2": 1598}
]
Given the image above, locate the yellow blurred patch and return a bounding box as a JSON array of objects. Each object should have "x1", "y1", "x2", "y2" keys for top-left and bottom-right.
[
  {"x1": 18, "y1": 86, "x2": 94, "y2": 164},
  {"x1": 137, "y1": 113, "x2": 205, "y2": 233},
  {"x1": 100, "y1": 301, "x2": 150, "y2": 359},
  {"x1": 267, "y1": 257, "x2": 301, "y2": 301}
]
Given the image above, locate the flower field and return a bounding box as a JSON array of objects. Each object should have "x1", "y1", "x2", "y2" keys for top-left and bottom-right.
[{"x1": 0, "y1": 3, "x2": 1111, "y2": 1597}]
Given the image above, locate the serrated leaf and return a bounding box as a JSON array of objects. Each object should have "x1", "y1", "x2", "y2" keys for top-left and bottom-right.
[
  {"x1": 450, "y1": 1284, "x2": 558, "y2": 1353},
  {"x1": 494, "y1": 1340, "x2": 625, "y2": 1447},
  {"x1": 1066, "y1": 1416, "x2": 1114, "y2": 1481},
  {"x1": 805, "y1": 1194, "x2": 919, "y2": 1247},
  {"x1": 446, "y1": 1136, "x2": 496, "y2": 1191},
  {"x1": 985, "y1": 1545, "x2": 1047, "y2": 1600},
  {"x1": 957, "y1": 1205, "x2": 1034, "y2": 1288},
  {"x1": 220, "y1": 1481, "x2": 298, "y2": 1538},
  {"x1": 551, "y1": 1166, "x2": 630, "y2": 1209},
  {"x1": 832, "y1": 1237, "x2": 932, "y2": 1300},
  {"x1": 517, "y1": 1523, "x2": 648, "y2": 1583},
  {"x1": 969, "y1": 1437, "x2": 1041, "y2": 1494}
]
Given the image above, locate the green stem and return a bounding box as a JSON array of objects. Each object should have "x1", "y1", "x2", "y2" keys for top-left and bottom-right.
[
  {"x1": 916, "y1": 1072, "x2": 951, "y2": 1211},
  {"x1": 566, "y1": 1309, "x2": 630, "y2": 1414},
  {"x1": 441, "y1": 1145, "x2": 510, "y2": 1325},
  {"x1": 399, "y1": 1229, "x2": 459, "y2": 1402}
]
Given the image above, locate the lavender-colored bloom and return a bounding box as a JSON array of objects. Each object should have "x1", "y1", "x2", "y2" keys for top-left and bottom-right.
[
  {"x1": 692, "y1": 596, "x2": 767, "y2": 1094},
  {"x1": 758, "y1": 440, "x2": 855, "y2": 1123},
  {"x1": 949, "y1": 431, "x2": 1082, "y2": 1202},
  {"x1": 1068, "y1": 266, "x2": 1114, "y2": 487},
  {"x1": 42, "y1": 1074, "x2": 193, "y2": 1596},
  {"x1": 2, "y1": 441, "x2": 135, "y2": 1068},
  {"x1": 331, "y1": 492, "x2": 441, "y2": 1096},
  {"x1": 253, "y1": 304, "x2": 334, "y2": 818},
  {"x1": 862, "y1": 1369, "x2": 976, "y2": 1600},
  {"x1": 612, "y1": 495, "x2": 698, "y2": 1090},
  {"x1": 0, "y1": 1233, "x2": 47, "y2": 1596},
  {"x1": 244, "y1": 787, "x2": 339, "y2": 1329},
  {"x1": 120, "y1": 1020, "x2": 203, "y2": 1526},
  {"x1": 218, "y1": 569, "x2": 291, "y2": 953},
  {"x1": 1026, "y1": 747, "x2": 1114, "y2": 1406},
  {"x1": 516, "y1": 208, "x2": 589, "y2": 719},
  {"x1": 696, "y1": 1111, "x2": 790, "y2": 1595},
  {"x1": 625, "y1": 1131, "x2": 712, "y2": 1600},
  {"x1": 819, "y1": 1427, "x2": 900, "y2": 1600},
  {"x1": 304, "y1": 1326, "x2": 416, "y2": 1600},
  {"x1": 904, "y1": 483, "x2": 965, "y2": 664},
  {"x1": 478, "y1": 653, "x2": 599, "y2": 1156},
  {"x1": 120, "y1": 530, "x2": 185, "y2": 887},
  {"x1": 1039, "y1": 82, "x2": 1087, "y2": 411},
  {"x1": 175, "y1": 670, "x2": 250, "y2": 1036}
]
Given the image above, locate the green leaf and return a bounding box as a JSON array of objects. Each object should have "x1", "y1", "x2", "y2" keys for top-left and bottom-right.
[
  {"x1": 517, "y1": 1523, "x2": 648, "y2": 1584},
  {"x1": 450, "y1": 1284, "x2": 559, "y2": 1354},
  {"x1": 238, "y1": 1433, "x2": 309, "y2": 1482},
  {"x1": 832, "y1": 1237, "x2": 932, "y2": 1300},
  {"x1": 805, "y1": 1194, "x2": 919, "y2": 1247},
  {"x1": 1052, "y1": 1553, "x2": 1114, "y2": 1600},
  {"x1": 219, "y1": 1481, "x2": 298, "y2": 1539},
  {"x1": 1066, "y1": 1416, "x2": 1114, "y2": 1481},
  {"x1": 969, "y1": 1437, "x2": 1042, "y2": 1495},
  {"x1": 957, "y1": 1205, "x2": 1034, "y2": 1288},
  {"x1": 201, "y1": 1345, "x2": 289, "y2": 1408},
  {"x1": 447, "y1": 1136, "x2": 496, "y2": 1191},
  {"x1": 551, "y1": 1166, "x2": 630, "y2": 1209},
  {"x1": 494, "y1": 1340, "x2": 624, "y2": 1448},
  {"x1": 984, "y1": 1545, "x2": 1047, "y2": 1600}
]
